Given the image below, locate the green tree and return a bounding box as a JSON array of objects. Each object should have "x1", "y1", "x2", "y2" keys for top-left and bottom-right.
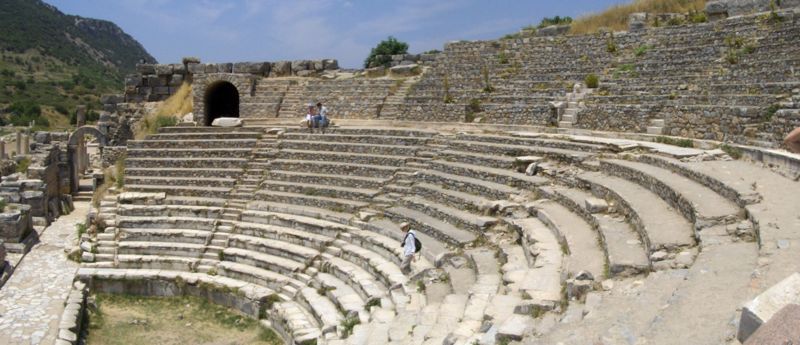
[{"x1": 364, "y1": 36, "x2": 409, "y2": 68}]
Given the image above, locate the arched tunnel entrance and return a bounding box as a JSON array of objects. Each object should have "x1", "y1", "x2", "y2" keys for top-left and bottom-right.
[{"x1": 204, "y1": 81, "x2": 240, "y2": 126}]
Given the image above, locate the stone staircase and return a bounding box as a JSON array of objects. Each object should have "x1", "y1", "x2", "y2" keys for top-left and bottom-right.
[
  {"x1": 379, "y1": 77, "x2": 418, "y2": 120},
  {"x1": 277, "y1": 80, "x2": 310, "y2": 118},
  {"x1": 647, "y1": 118, "x2": 666, "y2": 135},
  {"x1": 558, "y1": 83, "x2": 592, "y2": 129}
]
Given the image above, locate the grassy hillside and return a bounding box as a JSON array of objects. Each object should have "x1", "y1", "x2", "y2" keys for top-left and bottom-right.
[
  {"x1": 0, "y1": 0, "x2": 155, "y2": 130},
  {"x1": 570, "y1": 0, "x2": 707, "y2": 34}
]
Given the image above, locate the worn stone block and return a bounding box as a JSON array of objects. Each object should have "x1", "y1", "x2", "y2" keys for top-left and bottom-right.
[
  {"x1": 584, "y1": 197, "x2": 608, "y2": 213},
  {"x1": 744, "y1": 304, "x2": 800, "y2": 345},
  {"x1": 739, "y1": 273, "x2": 800, "y2": 343}
]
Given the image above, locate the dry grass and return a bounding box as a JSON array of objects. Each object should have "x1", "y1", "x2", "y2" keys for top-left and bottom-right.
[
  {"x1": 570, "y1": 0, "x2": 707, "y2": 34},
  {"x1": 87, "y1": 294, "x2": 281, "y2": 345},
  {"x1": 134, "y1": 82, "x2": 192, "y2": 140}
]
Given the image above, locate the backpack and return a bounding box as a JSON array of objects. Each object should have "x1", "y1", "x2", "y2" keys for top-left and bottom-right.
[{"x1": 402, "y1": 232, "x2": 422, "y2": 253}]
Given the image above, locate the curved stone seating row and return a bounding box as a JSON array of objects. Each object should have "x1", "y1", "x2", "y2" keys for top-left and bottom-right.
[
  {"x1": 577, "y1": 171, "x2": 696, "y2": 253},
  {"x1": 75, "y1": 267, "x2": 325, "y2": 344},
  {"x1": 539, "y1": 186, "x2": 650, "y2": 276},
  {"x1": 95, "y1": 191, "x2": 442, "y2": 343},
  {"x1": 600, "y1": 158, "x2": 743, "y2": 228}
]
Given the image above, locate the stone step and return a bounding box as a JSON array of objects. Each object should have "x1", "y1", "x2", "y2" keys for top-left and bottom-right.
[
  {"x1": 126, "y1": 184, "x2": 232, "y2": 198},
  {"x1": 578, "y1": 172, "x2": 695, "y2": 253},
  {"x1": 266, "y1": 170, "x2": 387, "y2": 189},
  {"x1": 126, "y1": 157, "x2": 248, "y2": 169},
  {"x1": 417, "y1": 168, "x2": 517, "y2": 200},
  {"x1": 254, "y1": 190, "x2": 369, "y2": 213},
  {"x1": 601, "y1": 159, "x2": 743, "y2": 227},
  {"x1": 385, "y1": 206, "x2": 476, "y2": 247},
  {"x1": 646, "y1": 126, "x2": 664, "y2": 135},
  {"x1": 559, "y1": 121, "x2": 574, "y2": 128},
  {"x1": 276, "y1": 149, "x2": 409, "y2": 166},
  {"x1": 260, "y1": 180, "x2": 381, "y2": 201},
  {"x1": 402, "y1": 195, "x2": 496, "y2": 233},
  {"x1": 429, "y1": 160, "x2": 547, "y2": 190},
  {"x1": 532, "y1": 199, "x2": 606, "y2": 279}
]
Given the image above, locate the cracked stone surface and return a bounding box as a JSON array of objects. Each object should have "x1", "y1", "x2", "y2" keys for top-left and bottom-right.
[{"x1": 0, "y1": 201, "x2": 89, "y2": 345}]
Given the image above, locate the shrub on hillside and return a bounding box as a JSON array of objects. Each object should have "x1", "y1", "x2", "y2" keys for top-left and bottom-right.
[
  {"x1": 585, "y1": 74, "x2": 599, "y2": 88},
  {"x1": 538, "y1": 16, "x2": 573, "y2": 28},
  {"x1": 364, "y1": 36, "x2": 409, "y2": 68}
]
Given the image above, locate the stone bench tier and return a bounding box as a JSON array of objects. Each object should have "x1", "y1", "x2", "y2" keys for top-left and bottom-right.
[
  {"x1": 578, "y1": 172, "x2": 696, "y2": 253},
  {"x1": 119, "y1": 228, "x2": 210, "y2": 245},
  {"x1": 116, "y1": 216, "x2": 216, "y2": 230},
  {"x1": 542, "y1": 187, "x2": 650, "y2": 276},
  {"x1": 281, "y1": 133, "x2": 429, "y2": 146},
  {"x1": 385, "y1": 206, "x2": 476, "y2": 247},
  {"x1": 260, "y1": 179, "x2": 380, "y2": 201},
  {"x1": 125, "y1": 184, "x2": 231, "y2": 199},
  {"x1": 268, "y1": 159, "x2": 398, "y2": 179},
  {"x1": 118, "y1": 241, "x2": 206, "y2": 258},
  {"x1": 240, "y1": 209, "x2": 355, "y2": 240},
  {"x1": 296, "y1": 287, "x2": 343, "y2": 336},
  {"x1": 252, "y1": 190, "x2": 368, "y2": 214},
  {"x1": 508, "y1": 218, "x2": 563, "y2": 305},
  {"x1": 416, "y1": 168, "x2": 517, "y2": 201},
  {"x1": 410, "y1": 182, "x2": 493, "y2": 214},
  {"x1": 126, "y1": 184, "x2": 232, "y2": 199},
  {"x1": 333, "y1": 238, "x2": 407, "y2": 289},
  {"x1": 283, "y1": 126, "x2": 438, "y2": 137},
  {"x1": 275, "y1": 149, "x2": 410, "y2": 167},
  {"x1": 278, "y1": 140, "x2": 419, "y2": 156},
  {"x1": 216, "y1": 261, "x2": 304, "y2": 296},
  {"x1": 126, "y1": 148, "x2": 252, "y2": 159},
  {"x1": 116, "y1": 204, "x2": 223, "y2": 219},
  {"x1": 234, "y1": 220, "x2": 333, "y2": 250},
  {"x1": 164, "y1": 196, "x2": 228, "y2": 208},
  {"x1": 125, "y1": 157, "x2": 248, "y2": 169},
  {"x1": 531, "y1": 199, "x2": 606, "y2": 279},
  {"x1": 601, "y1": 159, "x2": 743, "y2": 228},
  {"x1": 125, "y1": 167, "x2": 243, "y2": 179},
  {"x1": 438, "y1": 149, "x2": 517, "y2": 169},
  {"x1": 428, "y1": 160, "x2": 547, "y2": 190},
  {"x1": 317, "y1": 253, "x2": 387, "y2": 305},
  {"x1": 157, "y1": 126, "x2": 264, "y2": 133},
  {"x1": 312, "y1": 272, "x2": 367, "y2": 319},
  {"x1": 270, "y1": 300, "x2": 323, "y2": 345},
  {"x1": 128, "y1": 138, "x2": 258, "y2": 149},
  {"x1": 457, "y1": 133, "x2": 607, "y2": 153},
  {"x1": 148, "y1": 132, "x2": 263, "y2": 140},
  {"x1": 401, "y1": 195, "x2": 497, "y2": 234},
  {"x1": 264, "y1": 170, "x2": 388, "y2": 189},
  {"x1": 125, "y1": 176, "x2": 237, "y2": 188},
  {"x1": 343, "y1": 227, "x2": 434, "y2": 274},
  {"x1": 365, "y1": 218, "x2": 450, "y2": 267},
  {"x1": 227, "y1": 234, "x2": 319, "y2": 264},
  {"x1": 447, "y1": 140, "x2": 591, "y2": 164},
  {"x1": 245, "y1": 201, "x2": 353, "y2": 224},
  {"x1": 115, "y1": 254, "x2": 199, "y2": 271},
  {"x1": 222, "y1": 247, "x2": 306, "y2": 276}
]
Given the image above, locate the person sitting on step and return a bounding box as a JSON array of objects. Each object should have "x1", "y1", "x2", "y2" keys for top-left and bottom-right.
[
  {"x1": 316, "y1": 102, "x2": 329, "y2": 134},
  {"x1": 304, "y1": 105, "x2": 316, "y2": 133}
]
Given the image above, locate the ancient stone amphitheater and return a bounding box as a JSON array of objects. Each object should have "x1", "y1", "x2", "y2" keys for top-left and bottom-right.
[{"x1": 45, "y1": 3, "x2": 800, "y2": 345}]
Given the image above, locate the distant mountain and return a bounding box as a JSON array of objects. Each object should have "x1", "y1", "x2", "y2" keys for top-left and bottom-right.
[{"x1": 0, "y1": 0, "x2": 156, "y2": 129}]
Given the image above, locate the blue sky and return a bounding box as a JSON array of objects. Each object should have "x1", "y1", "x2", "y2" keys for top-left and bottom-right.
[{"x1": 45, "y1": 0, "x2": 630, "y2": 68}]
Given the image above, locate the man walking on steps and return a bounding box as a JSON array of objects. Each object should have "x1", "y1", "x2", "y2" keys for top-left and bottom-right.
[{"x1": 400, "y1": 222, "x2": 416, "y2": 275}]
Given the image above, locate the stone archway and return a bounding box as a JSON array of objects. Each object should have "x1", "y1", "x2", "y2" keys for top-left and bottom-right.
[
  {"x1": 204, "y1": 81, "x2": 240, "y2": 126},
  {"x1": 67, "y1": 126, "x2": 107, "y2": 195}
]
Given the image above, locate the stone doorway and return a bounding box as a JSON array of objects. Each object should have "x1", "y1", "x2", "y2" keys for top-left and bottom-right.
[{"x1": 204, "y1": 81, "x2": 240, "y2": 126}]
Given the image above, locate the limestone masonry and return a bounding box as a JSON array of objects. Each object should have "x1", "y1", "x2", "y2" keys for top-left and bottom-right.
[{"x1": 2, "y1": 2, "x2": 800, "y2": 345}]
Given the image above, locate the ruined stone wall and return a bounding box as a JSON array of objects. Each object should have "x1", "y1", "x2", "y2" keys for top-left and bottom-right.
[{"x1": 707, "y1": 0, "x2": 800, "y2": 17}]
